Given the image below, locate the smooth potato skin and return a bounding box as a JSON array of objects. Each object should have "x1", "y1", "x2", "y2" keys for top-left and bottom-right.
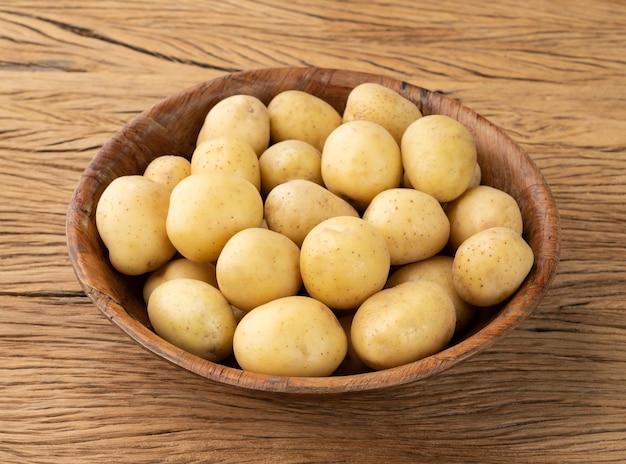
[
  {"x1": 143, "y1": 155, "x2": 191, "y2": 192},
  {"x1": 143, "y1": 258, "x2": 217, "y2": 304},
  {"x1": 452, "y1": 226, "x2": 534, "y2": 307},
  {"x1": 351, "y1": 281, "x2": 456, "y2": 370},
  {"x1": 233, "y1": 296, "x2": 348, "y2": 377},
  {"x1": 95, "y1": 175, "x2": 176, "y2": 275}
]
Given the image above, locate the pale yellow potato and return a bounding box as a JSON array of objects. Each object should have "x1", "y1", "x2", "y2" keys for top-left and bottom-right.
[
  {"x1": 351, "y1": 280, "x2": 457, "y2": 370},
  {"x1": 147, "y1": 278, "x2": 236, "y2": 362},
  {"x1": 267, "y1": 90, "x2": 342, "y2": 152},
  {"x1": 258, "y1": 139, "x2": 323, "y2": 196},
  {"x1": 143, "y1": 258, "x2": 217, "y2": 304},
  {"x1": 334, "y1": 314, "x2": 370, "y2": 375},
  {"x1": 95, "y1": 175, "x2": 176, "y2": 276},
  {"x1": 363, "y1": 188, "x2": 450, "y2": 265},
  {"x1": 321, "y1": 120, "x2": 403, "y2": 211},
  {"x1": 196, "y1": 94, "x2": 270, "y2": 156},
  {"x1": 216, "y1": 227, "x2": 302, "y2": 311},
  {"x1": 452, "y1": 226, "x2": 534, "y2": 307},
  {"x1": 342, "y1": 82, "x2": 422, "y2": 145},
  {"x1": 191, "y1": 136, "x2": 261, "y2": 191},
  {"x1": 386, "y1": 255, "x2": 476, "y2": 337},
  {"x1": 143, "y1": 155, "x2": 191, "y2": 192},
  {"x1": 264, "y1": 179, "x2": 359, "y2": 247},
  {"x1": 166, "y1": 172, "x2": 263, "y2": 262},
  {"x1": 468, "y1": 162, "x2": 482, "y2": 188},
  {"x1": 401, "y1": 114, "x2": 477, "y2": 202},
  {"x1": 233, "y1": 295, "x2": 347, "y2": 377},
  {"x1": 300, "y1": 216, "x2": 390, "y2": 310},
  {"x1": 445, "y1": 185, "x2": 524, "y2": 252}
]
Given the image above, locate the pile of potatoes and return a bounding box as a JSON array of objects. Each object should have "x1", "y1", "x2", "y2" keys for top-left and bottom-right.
[{"x1": 95, "y1": 83, "x2": 534, "y2": 377}]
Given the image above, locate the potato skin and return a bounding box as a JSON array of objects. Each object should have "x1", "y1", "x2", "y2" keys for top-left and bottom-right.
[
  {"x1": 143, "y1": 258, "x2": 217, "y2": 304},
  {"x1": 143, "y1": 155, "x2": 191, "y2": 192},
  {"x1": 232, "y1": 296, "x2": 348, "y2": 377},
  {"x1": 452, "y1": 226, "x2": 534, "y2": 307},
  {"x1": 351, "y1": 281, "x2": 456, "y2": 370},
  {"x1": 95, "y1": 175, "x2": 176, "y2": 275}
]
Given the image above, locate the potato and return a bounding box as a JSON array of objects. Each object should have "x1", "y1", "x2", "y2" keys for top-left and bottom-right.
[
  {"x1": 351, "y1": 281, "x2": 456, "y2": 370},
  {"x1": 342, "y1": 82, "x2": 422, "y2": 144},
  {"x1": 452, "y1": 226, "x2": 534, "y2": 307},
  {"x1": 401, "y1": 114, "x2": 477, "y2": 202},
  {"x1": 445, "y1": 185, "x2": 523, "y2": 251},
  {"x1": 363, "y1": 188, "x2": 450, "y2": 265},
  {"x1": 233, "y1": 295, "x2": 347, "y2": 377},
  {"x1": 386, "y1": 255, "x2": 475, "y2": 337},
  {"x1": 143, "y1": 155, "x2": 191, "y2": 192},
  {"x1": 166, "y1": 172, "x2": 263, "y2": 262},
  {"x1": 264, "y1": 179, "x2": 359, "y2": 247},
  {"x1": 267, "y1": 90, "x2": 342, "y2": 152},
  {"x1": 468, "y1": 162, "x2": 482, "y2": 188},
  {"x1": 258, "y1": 139, "x2": 323, "y2": 196},
  {"x1": 147, "y1": 278, "x2": 236, "y2": 362},
  {"x1": 300, "y1": 216, "x2": 390, "y2": 310},
  {"x1": 196, "y1": 94, "x2": 270, "y2": 156},
  {"x1": 95, "y1": 175, "x2": 176, "y2": 275},
  {"x1": 143, "y1": 258, "x2": 217, "y2": 304},
  {"x1": 216, "y1": 227, "x2": 302, "y2": 311},
  {"x1": 191, "y1": 136, "x2": 261, "y2": 191},
  {"x1": 334, "y1": 314, "x2": 370, "y2": 375},
  {"x1": 321, "y1": 120, "x2": 403, "y2": 211}
]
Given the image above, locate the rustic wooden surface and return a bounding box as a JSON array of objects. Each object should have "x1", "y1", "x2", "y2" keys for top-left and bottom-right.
[{"x1": 1, "y1": 1, "x2": 625, "y2": 462}]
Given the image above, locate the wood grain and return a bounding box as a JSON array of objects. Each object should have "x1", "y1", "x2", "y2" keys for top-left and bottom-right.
[{"x1": 1, "y1": 0, "x2": 625, "y2": 462}]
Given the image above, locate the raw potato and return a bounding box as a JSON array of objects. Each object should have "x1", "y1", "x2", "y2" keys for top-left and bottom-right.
[
  {"x1": 258, "y1": 139, "x2": 323, "y2": 196},
  {"x1": 264, "y1": 179, "x2": 359, "y2": 247},
  {"x1": 216, "y1": 228, "x2": 302, "y2": 311},
  {"x1": 351, "y1": 281, "x2": 457, "y2": 370},
  {"x1": 267, "y1": 90, "x2": 342, "y2": 152},
  {"x1": 322, "y1": 120, "x2": 403, "y2": 211},
  {"x1": 363, "y1": 188, "x2": 450, "y2": 265},
  {"x1": 402, "y1": 114, "x2": 477, "y2": 203},
  {"x1": 147, "y1": 278, "x2": 237, "y2": 362},
  {"x1": 445, "y1": 185, "x2": 523, "y2": 251},
  {"x1": 334, "y1": 314, "x2": 370, "y2": 375},
  {"x1": 196, "y1": 94, "x2": 270, "y2": 156},
  {"x1": 300, "y1": 216, "x2": 390, "y2": 310},
  {"x1": 191, "y1": 136, "x2": 261, "y2": 191},
  {"x1": 233, "y1": 295, "x2": 348, "y2": 377},
  {"x1": 143, "y1": 258, "x2": 217, "y2": 304},
  {"x1": 166, "y1": 172, "x2": 263, "y2": 262},
  {"x1": 386, "y1": 255, "x2": 475, "y2": 337},
  {"x1": 143, "y1": 155, "x2": 191, "y2": 192},
  {"x1": 342, "y1": 82, "x2": 422, "y2": 144},
  {"x1": 95, "y1": 175, "x2": 176, "y2": 275},
  {"x1": 452, "y1": 226, "x2": 534, "y2": 307}
]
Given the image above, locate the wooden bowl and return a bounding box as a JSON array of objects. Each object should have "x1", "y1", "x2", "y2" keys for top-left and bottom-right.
[{"x1": 66, "y1": 67, "x2": 560, "y2": 394}]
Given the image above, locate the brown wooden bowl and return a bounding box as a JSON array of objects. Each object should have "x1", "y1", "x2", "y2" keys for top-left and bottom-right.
[{"x1": 66, "y1": 67, "x2": 560, "y2": 394}]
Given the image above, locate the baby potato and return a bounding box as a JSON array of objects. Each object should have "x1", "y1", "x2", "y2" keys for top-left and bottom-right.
[
  {"x1": 401, "y1": 114, "x2": 477, "y2": 203},
  {"x1": 386, "y1": 255, "x2": 475, "y2": 337},
  {"x1": 267, "y1": 90, "x2": 342, "y2": 152},
  {"x1": 216, "y1": 227, "x2": 302, "y2": 312},
  {"x1": 342, "y1": 82, "x2": 422, "y2": 145},
  {"x1": 363, "y1": 188, "x2": 450, "y2": 265},
  {"x1": 264, "y1": 179, "x2": 359, "y2": 247},
  {"x1": 233, "y1": 295, "x2": 347, "y2": 377},
  {"x1": 445, "y1": 185, "x2": 524, "y2": 252},
  {"x1": 143, "y1": 155, "x2": 191, "y2": 192},
  {"x1": 147, "y1": 278, "x2": 236, "y2": 362},
  {"x1": 143, "y1": 258, "x2": 217, "y2": 304},
  {"x1": 351, "y1": 281, "x2": 457, "y2": 370},
  {"x1": 166, "y1": 172, "x2": 263, "y2": 262},
  {"x1": 300, "y1": 216, "x2": 390, "y2": 310},
  {"x1": 95, "y1": 175, "x2": 176, "y2": 275},
  {"x1": 322, "y1": 120, "x2": 403, "y2": 211},
  {"x1": 258, "y1": 139, "x2": 323, "y2": 196},
  {"x1": 452, "y1": 226, "x2": 534, "y2": 307},
  {"x1": 196, "y1": 94, "x2": 270, "y2": 156},
  {"x1": 191, "y1": 136, "x2": 261, "y2": 191}
]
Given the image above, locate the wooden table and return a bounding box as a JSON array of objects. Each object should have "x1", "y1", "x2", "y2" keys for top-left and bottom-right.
[{"x1": 2, "y1": 1, "x2": 625, "y2": 462}]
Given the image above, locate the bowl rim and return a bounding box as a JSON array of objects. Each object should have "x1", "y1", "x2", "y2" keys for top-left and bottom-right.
[{"x1": 66, "y1": 67, "x2": 561, "y2": 394}]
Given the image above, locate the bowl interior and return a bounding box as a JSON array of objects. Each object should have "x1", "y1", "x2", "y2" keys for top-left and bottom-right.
[{"x1": 66, "y1": 67, "x2": 560, "y2": 394}]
